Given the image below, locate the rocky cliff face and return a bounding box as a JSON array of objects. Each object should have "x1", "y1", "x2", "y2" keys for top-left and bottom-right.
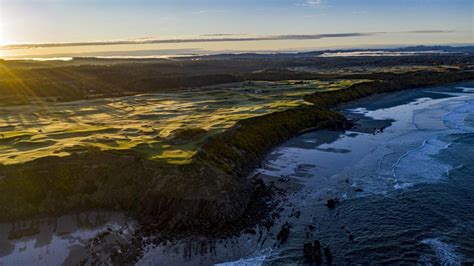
[
  {"x1": 1, "y1": 70, "x2": 473, "y2": 234},
  {"x1": 195, "y1": 106, "x2": 351, "y2": 178},
  {"x1": 0, "y1": 106, "x2": 350, "y2": 233}
]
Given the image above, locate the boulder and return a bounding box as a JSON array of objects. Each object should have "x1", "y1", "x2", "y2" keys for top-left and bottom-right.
[
  {"x1": 277, "y1": 222, "x2": 291, "y2": 244},
  {"x1": 324, "y1": 247, "x2": 333, "y2": 265},
  {"x1": 326, "y1": 198, "x2": 339, "y2": 209},
  {"x1": 303, "y1": 242, "x2": 314, "y2": 261},
  {"x1": 314, "y1": 240, "x2": 323, "y2": 266}
]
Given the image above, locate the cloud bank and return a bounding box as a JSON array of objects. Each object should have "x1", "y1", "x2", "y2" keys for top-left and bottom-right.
[{"x1": 1, "y1": 30, "x2": 453, "y2": 50}]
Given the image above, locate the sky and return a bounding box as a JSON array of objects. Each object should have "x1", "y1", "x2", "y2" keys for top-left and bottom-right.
[{"x1": 0, "y1": 0, "x2": 472, "y2": 58}]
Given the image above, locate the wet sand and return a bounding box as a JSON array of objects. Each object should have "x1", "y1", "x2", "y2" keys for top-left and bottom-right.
[{"x1": 0, "y1": 212, "x2": 135, "y2": 265}]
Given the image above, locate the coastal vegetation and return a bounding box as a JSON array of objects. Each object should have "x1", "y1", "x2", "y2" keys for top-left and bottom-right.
[
  {"x1": 0, "y1": 79, "x2": 361, "y2": 166},
  {"x1": 1, "y1": 53, "x2": 472, "y2": 103},
  {"x1": 0, "y1": 54, "x2": 473, "y2": 235},
  {"x1": 304, "y1": 70, "x2": 474, "y2": 107}
]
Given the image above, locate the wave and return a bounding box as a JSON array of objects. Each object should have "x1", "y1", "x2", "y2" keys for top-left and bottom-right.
[
  {"x1": 455, "y1": 87, "x2": 474, "y2": 93},
  {"x1": 441, "y1": 100, "x2": 474, "y2": 131},
  {"x1": 421, "y1": 238, "x2": 461, "y2": 265},
  {"x1": 391, "y1": 137, "x2": 453, "y2": 189},
  {"x1": 389, "y1": 94, "x2": 474, "y2": 190},
  {"x1": 215, "y1": 249, "x2": 276, "y2": 266}
]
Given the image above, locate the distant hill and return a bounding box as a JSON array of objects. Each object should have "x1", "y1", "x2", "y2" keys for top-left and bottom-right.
[{"x1": 390, "y1": 45, "x2": 474, "y2": 53}]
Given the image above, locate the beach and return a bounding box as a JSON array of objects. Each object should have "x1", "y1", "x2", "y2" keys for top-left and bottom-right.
[
  {"x1": 2, "y1": 81, "x2": 474, "y2": 265},
  {"x1": 218, "y1": 81, "x2": 474, "y2": 264}
]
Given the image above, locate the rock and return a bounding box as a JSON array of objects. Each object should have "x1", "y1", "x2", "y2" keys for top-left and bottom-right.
[
  {"x1": 324, "y1": 247, "x2": 333, "y2": 265},
  {"x1": 314, "y1": 240, "x2": 322, "y2": 266},
  {"x1": 326, "y1": 198, "x2": 339, "y2": 209},
  {"x1": 308, "y1": 224, "x2": 316, "y2": 231},
  {"x1": 326, "y1": 199, "x2": 335, "y2": 209},
  {"x1": 276, "y1": 222, "x2": 290, "y2": 244},
  {"x1": 244, "y1": 229, "x2": 257, "y2": 235},
  {"x1": 354, "y1": 188, "x2": 363, "y2": 192},
  {"x1": 292, "y1": 210, "x2": 301, "y2": 219},
  {"x1": 303, "y1": 242, "x2": 314, "y2": 261}
]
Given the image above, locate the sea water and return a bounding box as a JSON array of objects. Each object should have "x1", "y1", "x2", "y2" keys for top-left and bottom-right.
[
  {"x1": 219, "y1": 81, "x2": 474, "y2": 265},
  {"x1": 7, "y1": 82, "x2": 473, "y2": 265}
]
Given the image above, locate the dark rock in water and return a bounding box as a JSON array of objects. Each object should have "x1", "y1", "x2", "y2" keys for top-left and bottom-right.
[
  {"x1": 354, "y1": 188, "x2": 363, "y2": 192},
  {"x1": 324, "y1": 247, "x2": 333, "y2": 266},
  {"x1": 303, "y1": 242, "x2": 315, "y2": 261},
  {"x1": 314, "y1": 240, "x2": 323, "y2": 266},
  {"x1": 326, "y1": 198, "x2": 339, "y2": 209},
  {"x1": 292, "y1": 210, "x2": 301, "y2": 219},
  {"x1": 308, "y1": 224, "x2": 316, "y2": 231},
  {"x1": 244, "y1": 229, "x2": 257, "y2": 235},
  {"x1": 278, "y1": 177, "x2": 290, "y2": 183},
  {"x1": 326, "y1": 199, "x2": 335, "y2": 209},
  {"x1": 349, "y1": 234, "x2": 355, "y2": 241},
  {"x1": 277, "y1": 222, "x2": 291, "y2": 244}
]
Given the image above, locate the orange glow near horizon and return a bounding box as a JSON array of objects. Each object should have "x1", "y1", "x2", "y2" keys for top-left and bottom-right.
[{"x1": 0, "y1": 0, "x2": 471, "y2": 59}]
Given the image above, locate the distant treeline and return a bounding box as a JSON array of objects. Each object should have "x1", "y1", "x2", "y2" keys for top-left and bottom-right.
[{"x1": 1, "y1": 53, "x2": 473, "y2": 102}]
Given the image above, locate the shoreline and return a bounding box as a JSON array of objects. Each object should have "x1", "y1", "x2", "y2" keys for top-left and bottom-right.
[
  {"x1": 238, "y1": 81, "x2": 474, "y2": 264},
  {"x1": 1, "y1": 71, "x2": 474, "y2": 237},
  {"x1": 0, "y1": 78, "x2": 474, "y2": 261},
  {"x1": 131, "y1": 80, "x2": 474, "y2": 264}
]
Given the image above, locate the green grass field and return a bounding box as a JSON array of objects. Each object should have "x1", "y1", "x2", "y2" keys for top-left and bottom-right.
[{"x1": 0, "y1": 79, "x2": 367, "y2": 165}]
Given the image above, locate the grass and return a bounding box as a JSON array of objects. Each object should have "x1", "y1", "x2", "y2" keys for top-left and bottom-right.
[
  {"x1": 1, "y1": 69, "x2": 471, "y2": 228},
  {"x1": 0, "y1": 79, "x2": 365, "y2": 165}
]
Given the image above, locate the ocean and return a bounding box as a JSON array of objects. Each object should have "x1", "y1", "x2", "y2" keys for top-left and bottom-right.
[
  {"x1": 2, "y1": 82, "x2": 474, "y2": 265},
  {"x1": 218, "y1": 81, "x2": 474, "y2": 265}
]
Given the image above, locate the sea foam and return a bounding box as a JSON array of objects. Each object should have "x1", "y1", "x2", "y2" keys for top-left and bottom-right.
[
  {"x1": 421, "y1": 238, "x2": 461, "y2": 265},
  {"x1": 391, "y1": 138, "x2": 453, "y2": 189},
  {"x1": 215, "y1": 248, "x2": 276, "y2": 266}
]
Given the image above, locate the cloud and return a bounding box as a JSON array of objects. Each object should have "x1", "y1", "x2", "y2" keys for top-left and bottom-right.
[
  {"x1": 200, "y1": 33, "x2": 249, "y2": 37},
  {"x1": 402, "y1": 30, "x2": 454, "y2": 34},
  {"x1": 0, "y1": 31, "x2": 454, "y2": 50},
  {"x1": 0, "y1": 33, "x2": 374, "y2": 50},
  {"x1": 305, "y1": 0, "x2": 325, "y2": 7}
]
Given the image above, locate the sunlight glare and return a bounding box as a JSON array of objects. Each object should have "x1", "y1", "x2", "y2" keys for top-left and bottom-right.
[
  {"x1": 0, "y1": 23, "x2": 3, "y2": 46},
  {"x1": 0, "y1": 18, "x2": 4, "y2": 49}
]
